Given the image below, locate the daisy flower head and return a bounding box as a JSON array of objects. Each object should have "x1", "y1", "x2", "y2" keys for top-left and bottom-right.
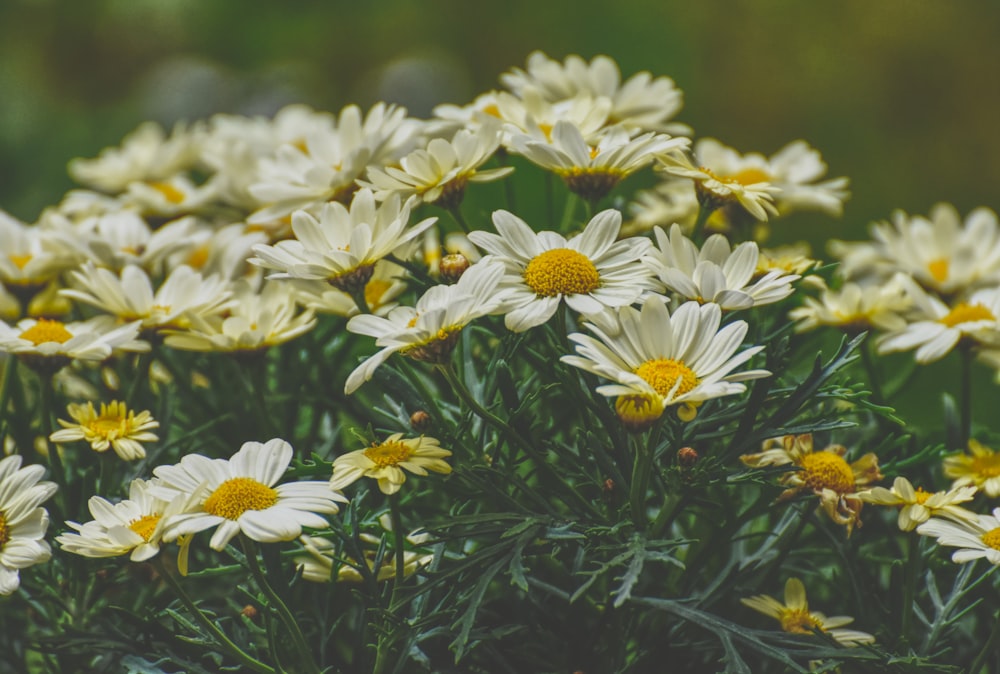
[
  {"x1": 858, "y1": 476, "x2": 978, "y2": 531},
  {"x1": 466, "y1": 209, "x2": 655, "y2": 332},
  {"x1": 741, "y1": 578, "x2": 875, "y2": 646},
  {"x1": 344, "y1": 259, "x2": 508, "y2": 394},
  {"x1": 162, "y1": 279, "x2": 316, "y2": 354},
  {"x1": 74, "y1": 211, "x2": 199, "y2": 274},
  {"x1": 291, "y1": 260, "x2": 408, "y2": 318},
  {"x1": 0, "y1": 316, "x2": 146, "y2": 375},
  {"x1": 788, "y1": 277, "x2": 911, "y2": 335},
  {"x1": 330, "y1": 433, "x2": 452, "y2": 495},
  {"x1": 362, "y1": 119, "x2": 513, "y2": 209},
  {"x1": 658, "y1": 149, "x2": 779, "y2": 222},
  {"x1": 741, "y1": 434, "x2": 882, "y2": 535},
  {"x1": 250, "y1": 189, "x2": 436, "y2": 296},
  {"x1": 56, "y1": 478, "x2": 187, "y2": 562},
  {"x1": 944, "y1": 439, "x2": 1000, "y2": 497},
  {"x1": 561, "y1": 296, "x2": 769, "y2": 427},
  {"x1": 511, "y1": 122, "x2": 687, "y2": 204},
  {"x1": 917, "y1": 507, "x2": 1000, "y2": 565},
  {"x1": 61, "y1": 263, "x2": 233, "y2": 334},
  {"x1": 0, "y1": 454, "x2": 58, "y2": 595},
  {"x1": 496, "y1": 87, "x2": 612, "y2": 148},
  {"x1": 154, "y1": 438, "x2": 347, "y2": 551},
  {"x1": 876, "y1": 275, "x2": 1000, "y2": 363},
  {"x1": 49, "y1": 400, "x2": 159, "y2": 461},
  {"x1": 834, "y1": 204, "x2": 1000, "y2": 295},
  {"x1": 296, "y1": 527, "x2": 433, "y2": 583},
  {"x1": 500, "y1": 51, "x2": 687, "y2": 135},
  {"x1": 0, "y1": 211, "x2": 78, "y2": 304},
  {"x1": 646, "y1": 224, "x2": 799, "y2": 311}
]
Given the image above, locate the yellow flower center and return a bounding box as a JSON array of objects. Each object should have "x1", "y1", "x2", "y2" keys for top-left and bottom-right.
[
  {"x1": 523, "y1": 248, "x2": 601, "y2": 297},
  {"x1": 798, "y1": 451, "x2": 856, "y2": 494},
  {"x1": 19, "y1": 319, "x2": 74, "y2": 345},
  {"x1": 0, "y1": 511, "x2": 9, "y2": 549},
  {"x1": 927, "y1": 257, "x2": 950, "y2": 283},
  {"x1": 187, "y1": 246, "x2": 210, "y2": 270},
  {"x1": 89, "y1": 414, "x2": 129, "y2": 438},
  {"x1": 203, "y1": 477, "x2": 278, "y2": 520},
  {"x1": 726, "y1": 167, "x2": 772, "y2": 186},
  {"x1": 537, "y1": 123, "x2": 554, "y2": 141},
  {"x1": 779, "y1": 608, "x2": 825, "y2": 634},
  {"x1": 128, "y1": 514, "x2": 161, "y2": 542},
  {"x1": 939, "y1": 302, "x2": 995, "y2": 328},
  {"x1": 971, "y1": 453, "x2": 1000, "y2": 477},
  {"x1": 634, "y1": 358, "x2": 699, "y2": 398},
  {"x1": 365, "y1": 279, "x2": 393, "y2": 309},
  {"x1": 9, "y1": 254, "x2": 32, "y2": 270},
  {"x1": 982, "y1": 527, "x2": 1000, "y2": 551},
  {"x1": 148, "y1": 181, "x2": 186, "y2": 204},
  {"x1": 913, "y1": 488, "x2": 931, "y2": 505},
  {"x1": 364, "y1": 440, "x2": 412, "y2": 468}
]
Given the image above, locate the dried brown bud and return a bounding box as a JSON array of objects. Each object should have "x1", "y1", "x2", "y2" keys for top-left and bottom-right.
[
  {"x1": 603, "y1": 478, "x2": 615, "y2": 493},
  {"x1": 410, "y1": 410, "x2": 432, "y2": 432},
  {"x1": 241, "y1": 604, "x2": 259, "y2": 621},
  {"x1": 440, "y1": 253, "x2": 470, "y2": 283},
  {"x1": 677, "y1": 446, "x2": 699, "y2": 468}
]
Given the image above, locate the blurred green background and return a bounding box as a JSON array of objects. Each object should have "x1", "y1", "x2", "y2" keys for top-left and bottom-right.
[{"x1": 2, "y1": 0, "x2": 999, "y2": 244}]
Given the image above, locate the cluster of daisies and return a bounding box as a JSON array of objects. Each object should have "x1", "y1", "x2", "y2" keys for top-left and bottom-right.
[{"x1": 1, "y1": 50, "x2": 998, "y2": 652}]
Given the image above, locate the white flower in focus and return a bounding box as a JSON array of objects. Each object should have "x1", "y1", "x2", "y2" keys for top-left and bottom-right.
[
  {"x1": 56, "y1": 479, "x2": 184, "y2": 562},
  {"x1": 344, "y1": 260, "x2": 507, "y2": 394},
  {"x1": 0, "y1": 454, "x2": 58, "y2": 595},
  {"x1": 511, "y1": 122, "x2": 687, "y2": 202},
  {"x1": 561, "y1": 297, "x2": 769, "y2": 423},
  {"x1": 250, "y1": 190, "x2": 435, "y2": 295},
  {"x1": 362, "y1": 120, "x2": 513, "y2": 208},
  {"x1": 467, "y1": 209, "x2": 654, "y2": 331},
  {"x1": 646, "y1": 224, "x2": 799, "y2": 310},
  {"x1": 0, "y1": 316, "x2": 146, "y2": 372},
  {"x1": 154, "y1": 438, "x2": 347, "y2": 551},
  {"x1": 917, "y1": 507, "x2": 1000, "y2": 565}
]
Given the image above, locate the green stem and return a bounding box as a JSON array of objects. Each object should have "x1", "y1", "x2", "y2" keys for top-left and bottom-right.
[
  {"x1": 0, "y1": 356, "x2": 15, "y2": 444},
  {"x1": 156, "y1": 557, "x2": 275, "y2": 674},
  {"x1": 960, "y1": 345, "x2": 973, "y2": 447},
  {"x1": 690, "y1": 204, "x2": 715, "y2": 245},
  {"x1": 628, "y1": 432, "x2": 656, "y2": 531},
  {"x1": 559, "y1": 193, "x2": 579, "y2": 233},
  {"x1": 349, "y1": 287, "x2": 371, "y2": 315},
  {"x1": 241, "y1": 538, "x2": 322, "y2": 674},
  {"x1": 969, "y1": 609, "x2": 1000, "y2": 674},
  {"x1": 374, "y1": 494, "x2": 409, "y2": 674},
  {"x1": 39, "y1": 374, "x2": 67, "y2": 514},
  {"x1": 437, "y1": 363, "x2": 530, "y2": 451},
  {"x1": 859, "y1": 338, "x2": 885, "y2": 405},
  {"x1": 448, "y1": 205, "x2": 471, "y2": 234}
]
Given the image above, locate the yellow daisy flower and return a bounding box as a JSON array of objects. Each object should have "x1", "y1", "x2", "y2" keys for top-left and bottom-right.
[
  {"x1": 944, "y1": 439, "x2": 1000, "y2": 497},
  {"x1": 49, "y1": 401, "x2": 159, "y2": 461},
  {"x1": 329, "y1": 434, "x2": 452, "y2": 495},
  {"x1": 858, "y1": 476, "x2": 978, "y2": 531},
  {"x1": 741, "y1": 578, "x2": 875, "y2": 646},
  {"x1": 741, "y1": 434, "x2": 882, "y2": 535}
]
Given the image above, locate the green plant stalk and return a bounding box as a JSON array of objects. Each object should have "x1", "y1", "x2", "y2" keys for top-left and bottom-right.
[
  {"x1": 349, "y1": 286, "x2": 371, "y2": 315},
  {"x1": 241, "y1": 537, "x2": 322, "y2": 674},
  {"x1": 690, "y1": 204, "x2": 716, "y2": 245},
  {"x1": 373, "y1": 493, "x2": 409, "y2": 674},
  {"x1": 559, "y1": 192, "x2": 578, "y2": 232},
  {"x1": 0, "y1": 356, "x2": 15, "y2": 443},
  {"x1": 448, "y1": 204, "x2": 471, "y2": 234},
  {"x1": 628, "y1": 432, "x2": 655, "y2": 531},
  {"x1": 960, "y1": 344, "x2": 973, "y2": 447},
  {"x1": 156, "y1": 557, "x2": 276, "y2": 674},
  {"x1": 969, "y1": 609, "x2": 1000, "y2": 674},
  {"x1": 437, "y1": 363, "x2": 530, "y2": 451},
  {"x1": 859, "y1": 338, "x2": 885, "y2": 404}
]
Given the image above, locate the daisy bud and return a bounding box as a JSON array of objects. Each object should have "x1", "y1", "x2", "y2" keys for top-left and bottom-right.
[
  {"x1": 241, "y1": 605, "x2": 260, "y2": 621},
  {"x1": 614, "y1": 394, "x2": 664, "y2": 433},
  {"x1": 440, "y1": 253, "x2": 470, "y2": 283},
  {"x1": 677, "y1": 446, "x2": 699, "y2": 468},
  {"x1": 410, "y1": 410, "x2": 432, "y2": 432}
]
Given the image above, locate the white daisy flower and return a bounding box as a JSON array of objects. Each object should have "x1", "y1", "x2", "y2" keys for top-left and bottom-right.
[
  {"x1": 466, "y1": 209, "x2": 654, "y2": 332},
  {"x1": 154, "y1": 438, "x2": 347, "y2": 551},
  {"x1": 0, "y1": 210, "x2": 78, "y2": 298},
  {"x1": 832, "y1": 203, "x2": 1000, "y2": 295},
  {"x1": 162, "y1": 279, "x2": 316, "y2": 353},
  {"x1": 73, "y1": 211, "x2": 200, "y2": 274},
  {"x1": 247, "y1": 103, "x2": 420, "y2": 224},
  {"x1": 291, "y1": 260, "x2": 407, "y2": 318},
  {"x1": 329, "y1": 433, "x2": 452, "y2": 495},
  {"x1": 361, "y1": 119, "x2": 512, "y2": 208},
  {"x1": 49, "y1": 400, "x2": 159, "y2": 461},
  {"x1": 249, "y1": 189, "x2": 436, "y2": 295},
  {"x1": 859, "y1": 476, "x2": 977, "y2": 531},
  {"x1": 164, "y1": 223, "x2": 267, "y2": 282},
  {"x1": 0, "y1": 454, "x2": 58, "y2": 595},
  {"x1": 430, "y1": 91, "x2": 505, "y2": 136},
  {"x1": 122, "y1": 174, "x2": 216, "y2": 217},
  {"x1": 0, "y1": 316, "x2": 146, "y2": 373},
  {"x1": 917, "y1": 507, "x2": 1000, "y2": 565},
  {"x1": 511, "y1": 121, "x2": 687, "y2": 203},
  {"x1": 68, "y1": 121, "x2": 203, "y2": 194},
  {"x1": 658, "y1": 149, "x2": 779, "y2": 221},
  {"x1": 788, "y1": 278, "x2": 911, "y2": 334},
  {"x1": 56, "y1": 478, "x2": 186, "y2": 562},
  {"x1": 943, "y1": 439, "x2": 1000, "y2": 498},
  {"x1": 496, "y1": 88, "x2": 612, "y2": 147},
  {"x1": 501, "y1": 51, "x2": 688, "y2": 135},
  {"x1": 741, "y1": 578, "x2": 875, "y2": 646},
  {"x1": 344, "y1": 259, "x2": 507, "y2": 394},
  {"x1": 561, "y1": 296, "x2": 769, "y2": 423},
  {"x1": 61, "y1": 263, "x2": 233, "y2": 333},
  {"x1": 646, "y1": 224, "x2": 799, "y2": 310},
  {"x1": 686, "y1": 138, "x2": 849, "y2": 216},
  {"x1": 876, "y1": 275, "x2": 1000, "y2": 363}
]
